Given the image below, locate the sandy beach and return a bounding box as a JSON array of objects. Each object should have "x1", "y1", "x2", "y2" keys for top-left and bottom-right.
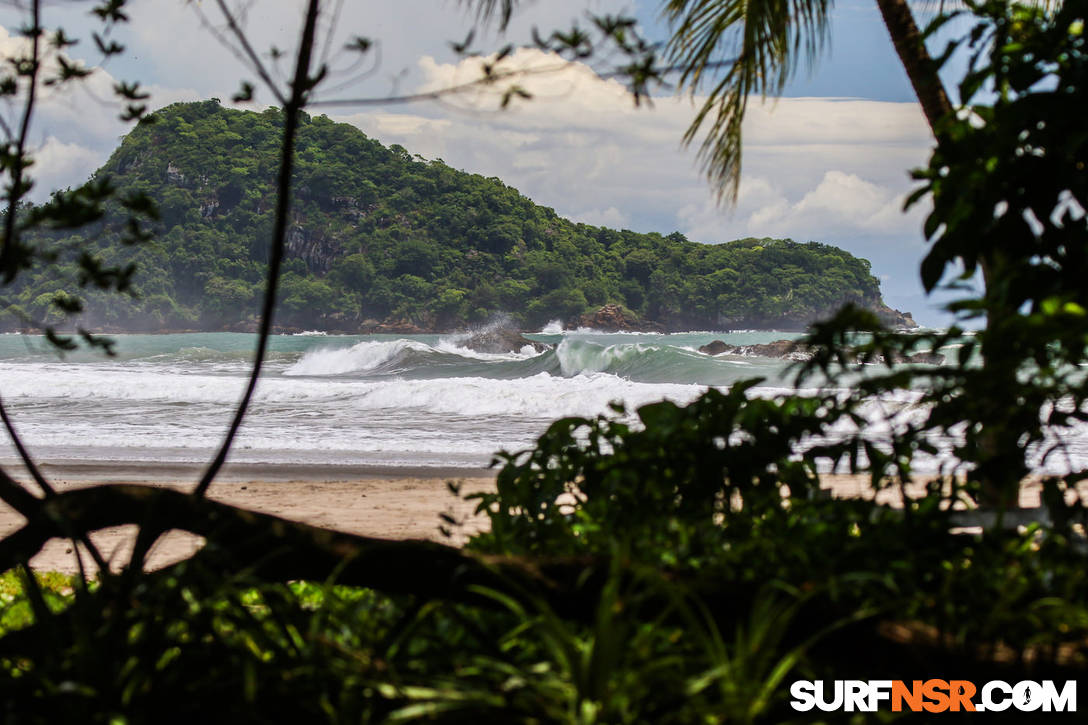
[{"x1": 0, "y1": 460, "x2": 1077, "y2": 575}]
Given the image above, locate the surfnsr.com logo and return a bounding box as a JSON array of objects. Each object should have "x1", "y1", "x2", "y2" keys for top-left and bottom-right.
[{"x1": 790, "y1": 680, "x2": 1076, "y2": 713}]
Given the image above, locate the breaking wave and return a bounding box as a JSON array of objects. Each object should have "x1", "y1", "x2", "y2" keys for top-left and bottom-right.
[{"x1": 283, "y1": 336, "x2": 773, "y2": 385}]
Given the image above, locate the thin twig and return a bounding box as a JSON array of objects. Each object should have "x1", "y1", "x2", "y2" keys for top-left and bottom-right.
[
  {"x1": 308, "y1": 59, "x2": 733, "y2": 109},
  {"x1": 0, "y1": 1, "x2": 53, "y2": 498},
  {"x1": 0, "y1": 395, "x2": 52, "y2": 497},
  {"x1": 0, "y1": 0, "x2": 41, "y2": 276},
  {"x1": 0, "y1": 466, "x2": 39, "y2": 517},
  {"x1": 211, "y1": 0, "x2": 287, "y2": 106},
  {"x1": 194, "y1": 0, "x2": 322, "y2": 497},
  {"x1": 318, "y1": 0, "x2": 345, "y2": 71}
]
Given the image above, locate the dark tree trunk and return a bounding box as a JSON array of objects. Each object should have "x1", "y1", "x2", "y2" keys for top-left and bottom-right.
[
  {"x1": 875, "y1": 0, "x2": 1019, "y2": 506},
  {"x1": 874, "y1": 0, "x2": 953, "y2": 132}
]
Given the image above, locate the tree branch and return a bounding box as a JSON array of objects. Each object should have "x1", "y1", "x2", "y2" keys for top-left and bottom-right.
[
  {"x1": 194, "y1": 0, "x2": 322, "y2": 496},
  {"x1": 0, "y1": 395, "x2": 53, "y2": 498},
  {"x1": 211, "y1": 0, "x2": 288, "y2": 106},
  {"x1": 0, "y1": 483, "x2": 605, "y2": 613},
  {"x1": 0, "y1": 0, "x2": 41, "y2": 279},
  {"x1": 0, "y1": 466, "x2": 40, "y2": 518}
]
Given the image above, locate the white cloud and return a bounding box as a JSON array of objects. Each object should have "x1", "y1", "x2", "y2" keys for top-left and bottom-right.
[
  {"x1": 30, "y1": 137, "x2": 104, "y2": 197},
  {"x1": 572, "y1": 206, "x2": 629, "y2": 228},
  {"x1": 114, "y1": 0, "x2": 630, "y2": 105},
  {"x1": 0, "y1": 24, "x2": 204, "y2": 200},
  {"x1": 338, "y1": 52, "x2": 930, "y2": 234}
]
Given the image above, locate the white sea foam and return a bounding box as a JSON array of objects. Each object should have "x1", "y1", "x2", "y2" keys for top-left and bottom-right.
[
  {"x1": 0, "y1": 362, "x2": 706, "y2": 417},
  {"x1": 284, "y1": 339, "x2": 431, "y2": 376},
  {"x1": 7, "y1": 330, "x2": 1075, "y2": 473},
  {"x1": 345, "y1": 373, "x2": 705, "y2": 418},
  {"x1": 540, "y1": 320, "x2": 564, "y2": 334},
  {"x1": 570, "y1": 326, "x2": 659, "y2": 336},
  {"x1": 555, "y1": 339, "x2": 659, "y2": 376},
  {"x1": 432, "y1": 335, "x2": 542, "y2": 361},
  {"x1": 0, "y1": 358, "x2": 715, "y2": 467}
]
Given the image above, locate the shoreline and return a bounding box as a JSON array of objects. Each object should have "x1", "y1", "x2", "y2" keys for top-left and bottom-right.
[
  {"x1": 2, "y1": 458, "x2": 494, "y2": 485},
  {"x1": 1, "y1": 466, "x2": 1073, "y2": 577}
]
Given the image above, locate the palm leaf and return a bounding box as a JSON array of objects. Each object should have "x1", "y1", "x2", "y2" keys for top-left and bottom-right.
[{"x1": 662, "y1": 0, "x2": 832, "y2": 200}]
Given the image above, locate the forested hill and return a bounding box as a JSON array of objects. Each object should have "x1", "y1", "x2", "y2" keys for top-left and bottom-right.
[{"x1": 4, "y1": 100, "x2": 914, "y2": 333}]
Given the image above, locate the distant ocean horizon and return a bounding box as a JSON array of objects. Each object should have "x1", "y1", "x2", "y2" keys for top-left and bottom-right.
[{"x1": 1, "y1": 326, "x2": 1082, "y2": 475}]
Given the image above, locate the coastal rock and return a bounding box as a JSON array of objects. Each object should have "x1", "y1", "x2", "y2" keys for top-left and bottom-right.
[
  {"x1": 698, "y1": 338, "x2": 812, "y2": 360},
  {"x1": 874, "y1": 305, "x2": 919, "y2": 330},
  {"x1": 286, "y1": 224, "x2": 344, "y2": 275},
  {"x1": 698, "y1": 340, "x2": 735, "y2": 355},
  {"x1": 462, "y1": 328, "x2": 552, "y2": 354},
  {"x1": 373, "y1": 319, "x2": 427, "y2": 334},
  {"x1": 908, "y1": 351, "x2": 944, "y2": 365},
  {"x1": 733, "y1": 339, "x2": 811, "y2": 361},
  {"x1": 223, "y1": 319, "x2": 259, "y2": 333},
  {"x1": 576, "y1": 304, "x2": 663, "y2": 333},
  {"x1": 868, "y1": 350, "x2": 946, "y2": 366}
]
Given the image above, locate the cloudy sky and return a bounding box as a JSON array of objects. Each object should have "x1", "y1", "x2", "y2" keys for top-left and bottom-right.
[{"x1": 0, "y1": 0, "x2": 960, "y2": 325}]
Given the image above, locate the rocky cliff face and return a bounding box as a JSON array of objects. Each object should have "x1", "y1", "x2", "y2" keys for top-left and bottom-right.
[
  {"x1": 574, "y1": 304, "x2": 664, "y2": 332},
  {"x1": 285, "y1": 224, "x2": 343, "y2": 275},
  {"x1": 873, "y1": 305, "x2": 918, "y2": 330}
]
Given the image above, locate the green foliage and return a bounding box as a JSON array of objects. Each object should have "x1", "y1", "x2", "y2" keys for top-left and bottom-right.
[
  {"x1": 0, "y1": 0, "x2": 161, "y2": 352},
  {"x1": 0, "y1": 563, "x2": 829, "y2": 724},
  {"x1": 463, "y1": 0, "x2": 1088, "y2": 691},
  {"x1": 2, "y1": 101, "x2": 888, "y2": 333},
  {"x1": 470, "y1": 381, "x2": 832, "y2": 564},
  {"x1": 0, "y1": 568, "x2": 77, "y2": 636}
]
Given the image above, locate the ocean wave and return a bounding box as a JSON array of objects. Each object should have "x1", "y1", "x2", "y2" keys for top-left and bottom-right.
[
  {"x1": 556, "y1": 339, "x2": 661, "y2": 376},
  {"x1": 0, "y1": 362, "x2": 709, "y2": 414},
  {"x1": 568, "y1": 326, "x2": 661, "y2": 336},
  {"x1": 433, "y1": 334, "x2": 545, "y2": 361},
  {"x1": 345, "y1": 373, "x2": 707, "y2": 418},
  {"x1": 284, "y1": 339, "x2": 433, "y2": 376},
  {"x1": 552, "y1": 338, "x2": 765, "y2": 384},
  {"x1": 194, "y1": 334, "x2": 790, "y2": 385},
  {"x1": 284, "y1": 336, "x2": 546, "y2": 377}
]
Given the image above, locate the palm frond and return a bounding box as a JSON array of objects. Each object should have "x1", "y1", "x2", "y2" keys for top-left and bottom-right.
[
  {"x1": 663, "y1": 0, "x2": 832, "y2": 200},
  {"x1": 459, "y1": 0, "x2": 521, "y2": 31}
]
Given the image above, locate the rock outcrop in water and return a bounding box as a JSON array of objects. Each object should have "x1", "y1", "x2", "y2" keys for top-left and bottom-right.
[
  {"x1": 462, "y1": 328, "x2": 552, "y2": 354},
  {"x1": 698, "y1": 338, "x2": 943, "y2": 365},
  {"x1": 873, "y1": 305, "x2": 919, "y2": 330},
  {"x1": 697, "y1": 340, "x2": 733, "y2": 356},
  {"x1": 698, "y1": 339, "x2": 811, "y2": 360}
]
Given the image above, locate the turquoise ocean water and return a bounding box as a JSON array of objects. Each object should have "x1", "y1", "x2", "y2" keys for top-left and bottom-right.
[
  {"x1": 0, "y1": 326, "x2": 1080, "y2": 473},
  {"x1": 0, "y1": 328, "x2": 805, "y2": 469}
]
